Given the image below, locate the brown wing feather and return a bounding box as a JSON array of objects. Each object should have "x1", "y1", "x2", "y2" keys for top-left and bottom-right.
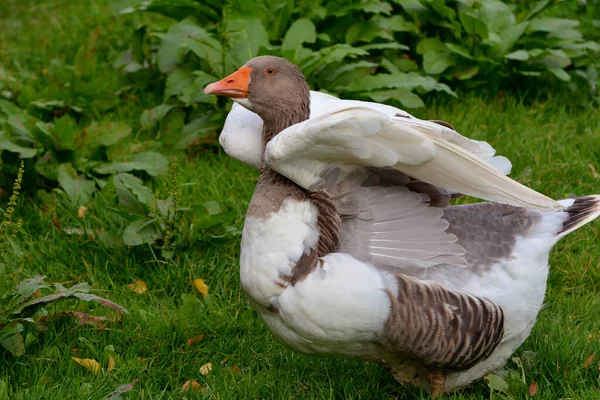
[{"x1": 382, "y1": 274, "x2": 504, "y2": 371}]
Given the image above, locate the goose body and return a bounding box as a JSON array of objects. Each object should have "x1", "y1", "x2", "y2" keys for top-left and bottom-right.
[{"x1": 204, "y1": 56, "x2": 600, "y2": 395}]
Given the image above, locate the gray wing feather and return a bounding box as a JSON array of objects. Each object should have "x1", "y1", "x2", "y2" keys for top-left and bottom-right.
[{"x1": 336, "y1": 185, "x2": 468, "y2": 270}]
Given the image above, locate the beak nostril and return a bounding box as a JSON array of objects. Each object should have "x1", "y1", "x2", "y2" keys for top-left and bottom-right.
[{"x1": 226, "y1": 79, "x2": 235, "y2": 84}]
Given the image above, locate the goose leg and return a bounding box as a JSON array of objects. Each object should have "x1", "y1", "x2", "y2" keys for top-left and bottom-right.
[{"x1": 427, "y1": 371, "x2": 447, "y2": 398}]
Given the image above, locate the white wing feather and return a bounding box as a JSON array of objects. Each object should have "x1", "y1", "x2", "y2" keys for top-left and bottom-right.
[{"x1": 265, "y1": 107, "x2": 561, "y2": 211}]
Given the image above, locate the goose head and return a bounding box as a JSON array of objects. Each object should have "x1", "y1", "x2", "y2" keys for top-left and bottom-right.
[{"x1": 204, "y1": 56, "x2": 311, "y2": 140}]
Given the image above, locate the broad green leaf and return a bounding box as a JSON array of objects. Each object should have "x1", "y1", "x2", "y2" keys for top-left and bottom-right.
[
  {"x1": 0, "y1": 322, "x2": 24, "y2": 343},
  {"x1": 365, "y1": 89, "x2": 424, "y2": 108},
  {"x1": 521, "y1": 0, "x2": 551, "y2": 22},
  {"x1": 447, "y1": 65, "x2": 479, "y2": 80},
  {"x1": 95, "y1": 151, "x2": 169, "y2": 177},
  {"x1": 485, "y1": 373, "x2": 510, "y2": 394},
  {"x1": 123, "y1": 219, "x2": 160, "y2": 246},
  {"x1": 416, "y1": 38, "x2": 446, "y2": 55},
  {"x1": 527, "y1": 18, "x2": 579, "y2": 33},
  {"x1": 345, "y1": 72, "x2": 455, "y2": 96},
  {"x1": 156, "y1": 17, "x2": 212, "y2": 73},
  {"x1": 384, "y1": 15, "x2": 418, "y2": 34},
  {"x1": 35, "y1": 151, "x2": 59, "y2": 180},
  {"x1": 175, "y1": 115, "x2": 222, "y2": 150},
  {"x1": 225, "y1": 18, "x2": 270, "y2": 70},
  {"x1": 0, "y1": 131, "x2": 37, "y2": 158},
  {"x1": 423, "y1": 51, "x2": 456, "y2": 75},
  {"x1": 52, "y1": 115, "x2": 78, "y2": 151},
  {"x1": 164, "y1": 68, "x2": 195, "y2": 101},
  {"x1": 57, "y1": 163, "x2": 96, "y2": 206},
  {"x1": 359, "y1": 43, "x2": 409, "y2": 52},
  {"x1": 140, "y1": 104, "x2": 175, "y2": 129},
  {"x1": 517, "y1": 70, "x2": 542, "y2": 76},
  {"x1": 548, "y1": 68, "x2": 570, "y2": 81},
  {"x1": 346, "y1": 19, "x2": 393, "y2": 45},
  {"x1": 327, "y1": 0, "x2": 392, "y2": 17},
  {"x1": 505, "y1": 50, "x2": 530, "y2": 61},
  {"x1": 445, "y1": 43, "x2": 472, "y2": 59},
  {"x1": 1, "y1": 332, "x2": 24, "y2": 356},
  {"x1": 86, "y1": 121, "x2": 132, "y2": 148},
  {"x1": 281, "y1": 18, "x2": 316, "y2": 61},
  {"x1": 495, "y1": 22, "x2": 529, "y2": 55},
  {"x1": 394, "y1": 58, "x2": 419, "y2": 72},
  {"x1": 203, "y1": 200, "x2": 222, "y2": 215},
  {"x1": 532, "y1": 49, "x2": 571, "y2": 69},
  {"x1": 393, "y1": 0, "x2": 427, "y2": 13},
  {"x1": 459, "y1": 12, "x2": 489, "y2": 39},
  {"x1": 113, "y1": 173, "x2": 154, "y2": 215}
]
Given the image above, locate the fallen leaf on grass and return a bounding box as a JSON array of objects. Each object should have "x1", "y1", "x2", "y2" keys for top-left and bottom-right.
[
  {"x1": 589, "y1": 163, "x2": 599, "y2": 178},
  {"x1": 72, "y1": 357, "x2": 100, "y2": 374},
  {"x1": 128, "y1": 279, "x2": 147, "y2": 294},
  {"x1": 200, "y1": 362, "x2": 212, "y2": 375},
  {"x1": 193, "y1": 279, "x2": 208, "y2": 297},
  {"x1": 230, "y1": 365, "x2": 241, "y2": 373},
  {"x1": 529, "y1": 381, "x2": 538, "y2": 396},
  {"x1": 78, "y1": 205, "x2": 88, "y2": 219},
  {"x1": 186, "y1": 333, "x2": 205, "y2": 347},
  {"x1": 108, "y1": 356, "x2": 116, "y2": 372},
  {"x1": 63, "y1": 311, "x2": 107, "y2": 327},
  {"x1": 181, "y1": 380, "x2": 203, "y2": 392},
  {"x1": 584, "y1": 354, "x2": 595, "y2": 368},
  {"x1": 103, "y1": 379, "x2": 139, "y2": 399}
]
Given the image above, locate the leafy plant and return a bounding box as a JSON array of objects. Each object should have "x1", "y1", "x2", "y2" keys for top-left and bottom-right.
[
  {"x1": 0, "y1": 276, "x2": 128, "y2": 356},
  {"x1": 108, "y1": 163, "x2": 238, "y2": 258},
  {"x1": 116, "y1": 0, "x2": 600, "y2": 126},
  {"x1": 0, "y1": 97, "x2": 169, "y2": 205}
]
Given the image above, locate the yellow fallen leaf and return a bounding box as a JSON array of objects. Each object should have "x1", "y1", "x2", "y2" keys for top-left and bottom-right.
[
  {"x1": 108, "y1": 356, "x2": 116, "y2": 372},
  {"x1": 186, "y1": 333, "x2": 205, "y2": 347},
  {"x1": 72, "y1": 357, "x2": 100, "y2": 375},
  {"x1": 128, "y1": 279, "x2": 147, "y2": 294},
  {"x1": 181, "y1": 380, "x2": 203, "y2": 392},
  {"x1": 78, "y1": 205, "x2": 88, "y2": 219},
  {"x1": 193, "y1": 279, "x2": 208, "y2": 297},
  {"x1": 200, "y1": 362, "x2": 212, "y2": 376}
]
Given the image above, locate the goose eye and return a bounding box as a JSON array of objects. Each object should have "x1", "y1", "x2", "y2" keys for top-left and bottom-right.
[{"x1": 264, "y1": 68, "x2": 276, "y2": 76}]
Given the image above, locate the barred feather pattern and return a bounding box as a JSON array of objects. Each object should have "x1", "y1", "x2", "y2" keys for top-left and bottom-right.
[
  {"x1": 289, "y1": 190, "x2": 341, "y2": 285},
  {"x1": 381, "y1": 274, "x2": 505, "y2": 371}
]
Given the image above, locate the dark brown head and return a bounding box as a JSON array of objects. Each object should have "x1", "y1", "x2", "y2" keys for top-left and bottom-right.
[{"x1": 204, "y1": 56, "x2": 310, "y2": 139}]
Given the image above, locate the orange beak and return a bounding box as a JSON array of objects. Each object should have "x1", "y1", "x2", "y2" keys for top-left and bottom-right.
[{"x1": 203, "y1": 66, "x2": 251, "y2": 98}]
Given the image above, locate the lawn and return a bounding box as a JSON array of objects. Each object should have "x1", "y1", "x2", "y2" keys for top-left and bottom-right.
[{"x1": 1, "y1": 1, "x2": 600, "y2": 399}]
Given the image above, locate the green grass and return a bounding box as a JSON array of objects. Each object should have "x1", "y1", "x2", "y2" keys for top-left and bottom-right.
[{"x1": 1, "y1": 1, "x2": 600, "y2": 399}]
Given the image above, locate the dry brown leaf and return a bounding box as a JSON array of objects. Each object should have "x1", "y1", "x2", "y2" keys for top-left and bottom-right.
[
  {"x1": 589, "y1": 163, "x2": 599, "y2": 178},
  {"x1": 529, "y1": 381, "x2": 538, "y2": 396},
  {"x1": 63, "y1": 311, "x2": 107, "y2": 327},
  {"x1": 200, "y1": 362, "x2": 212, "y2": 376},
  {"x1": 108, "y1": 356, "x2": 116, "y2": 372},
  {"x1": 72, "y1": 357, "x2": 100, "y2": 375},
  {"x1": 193, "y1": 279, "x2": 208, "y2": 297},
  {"x1": 78, "y1": 205, "x2": 88, "y2": 219},
  {"x1": 186, "y1": 333, "x2": 205, "y2": 347},
  {"x1": 128, "y1": 279, "x2": 147, "y2": 294},
  {"x1": 230, "y1": 365, "x2": 241, "y2": 373},
  {"x1": 181, "y1": 380, "x2": 203, "y2": 393},
  {"x1": 584, "y1": 354, "x2": 595, "y2": 368}
]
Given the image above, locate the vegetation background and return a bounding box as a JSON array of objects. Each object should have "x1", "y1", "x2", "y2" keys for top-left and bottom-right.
[{"x1": 1, "y1": 0, "x2": 599, "y2": 399}]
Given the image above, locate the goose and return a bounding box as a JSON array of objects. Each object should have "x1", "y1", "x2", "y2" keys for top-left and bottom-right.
[{"x1": 204, "y1": 56, "x2": 600, "y2": 396}]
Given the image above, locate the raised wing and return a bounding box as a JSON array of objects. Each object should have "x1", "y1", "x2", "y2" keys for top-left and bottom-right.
[{"x1": 265, "y1": 107, "x2": 561, "y2": 211}]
